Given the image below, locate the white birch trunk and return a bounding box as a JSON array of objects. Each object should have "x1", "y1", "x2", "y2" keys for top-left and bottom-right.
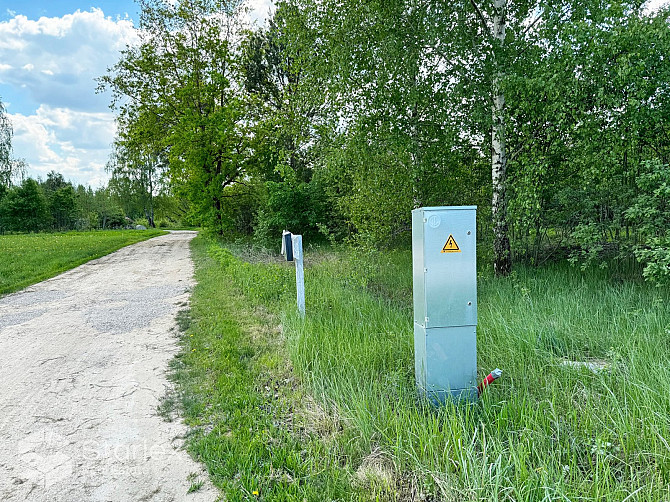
[{"x1": 492, "y1": 0, "x2": 511, "y2": 275}]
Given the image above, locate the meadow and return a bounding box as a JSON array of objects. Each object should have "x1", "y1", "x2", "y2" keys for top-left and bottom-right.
[
  {"x1": 172, "y1": 235, "x2": 670, "y2": 500},
  {"x1": 0, "y1": 230, "x2": 167, "y2": 295}
]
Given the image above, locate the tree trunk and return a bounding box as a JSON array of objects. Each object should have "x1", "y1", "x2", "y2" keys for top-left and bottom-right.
[
  {"x1": 214, "y1": 196, "x2": 223, "y2": 235},
  {"x1": 492, "y1": 0, "x2": 511, "y2": 276},
  {"x1": 147, "y1": 167, "x2": 155, "y2": 228}
]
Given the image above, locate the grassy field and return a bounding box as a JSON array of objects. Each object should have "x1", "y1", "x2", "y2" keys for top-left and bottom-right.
[
  {"x1": 0, "y1": 229, "x2": 167, "y2": 295},
  {"x1": 175, "y1": 235, "x2": 670, "y2": 501}
]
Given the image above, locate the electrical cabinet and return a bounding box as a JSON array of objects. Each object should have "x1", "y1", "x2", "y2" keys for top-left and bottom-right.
[{"x1": 412, "y1": 206, "x2": 477, "y2": 402}]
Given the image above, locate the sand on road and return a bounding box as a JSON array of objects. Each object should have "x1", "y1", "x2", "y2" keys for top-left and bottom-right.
[{"x1": 0, "y1": 231, "x2": 219, "y2": 501}]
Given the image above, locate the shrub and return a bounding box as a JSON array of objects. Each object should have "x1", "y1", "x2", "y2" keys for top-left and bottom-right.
[
  {"x1": 98, "y1": 206, "x2": 126, "y2": 229},
  {"x1": 254, "y1": 180, "x2": 328, "y2": 246},
  {"x1": 625, "y1": 159, "x2": 670, "y2": 285},
  {"x1": 0, "y1": 178, "x2": 49, "y2": 232}
]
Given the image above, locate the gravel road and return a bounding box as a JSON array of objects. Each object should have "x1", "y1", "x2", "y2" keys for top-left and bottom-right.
[{"x1": 0, "y1": 231, "x2": 219, "y2": 501}]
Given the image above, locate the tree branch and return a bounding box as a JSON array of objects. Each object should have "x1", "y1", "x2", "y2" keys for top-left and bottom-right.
[
  {"x1": 469, "y1": 0, "x2": 492, "y2": 36},
  {"x1": 521, "y1": 10, "x2": 544, "y2": 39}
]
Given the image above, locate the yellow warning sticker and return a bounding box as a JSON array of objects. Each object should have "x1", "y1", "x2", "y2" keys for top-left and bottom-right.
[{"x1": 441, "y1": 234, "x2": 461, "y2": 253}]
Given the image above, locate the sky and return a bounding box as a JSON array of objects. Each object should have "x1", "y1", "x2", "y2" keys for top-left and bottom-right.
[
  {"x1": 0, "y1": 0, "x2": 273, "y2": 188},
  {"x1": 0, "y1": 1, "x2": 667, "y2": 188}
]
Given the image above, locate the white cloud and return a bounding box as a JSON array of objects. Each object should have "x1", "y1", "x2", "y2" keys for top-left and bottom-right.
[
  {"x1": 646, "y1": 0, "x2": 670, "y2": 11},
  {"x1": 0, "y1": 3, "x2": 275, "y2": 187},
  {"x1": 10, "y1": 105, "x2": 116, "y2": 187},
  {"x1": 0, "y1": 9, "x2": 136, "y2": 186},
  {"x1": 0, "y1": 9, "x2": 137, "y2": 112}
]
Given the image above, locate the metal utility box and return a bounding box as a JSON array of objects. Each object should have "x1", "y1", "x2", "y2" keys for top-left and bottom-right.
[{"x1": 412, "y1": 206, "x2": 477, "y2": 403}]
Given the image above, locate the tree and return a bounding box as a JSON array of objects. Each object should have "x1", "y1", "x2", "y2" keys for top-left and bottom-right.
[
  {"x1": 107, "y1": 113, "x2": 167, "y2": 227},
  {"x1": 241, "y1": 1, "x2": 336, "y2": 239},
  {"x1": 0, "y1": 98, "x2": 13, "y2": 189},
  {"x1": 0, "y1": 178, "x2": 49, "y2": 232},
  {"x1": 100, "y1": 0, "x2": 252, "y2": 234},
  {"x1": 274, "y1": 0, "x2": 484, "y2": 245},
  {"x1": 41, "y1": 171, "x2": 79, "y2": 230},
  {"x1": 290, "y1": 0, "x2": 668, "y2": 272},
  {"x1": 242, "y1": 1, "x2": 323, "y2": 183}
]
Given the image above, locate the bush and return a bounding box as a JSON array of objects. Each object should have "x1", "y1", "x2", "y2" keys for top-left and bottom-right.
[
  {"x1": 254, "y1": 180, "x2": 328, "y2": 246},
  {"x1": 217, "y1": 181, "x2": 263, "y2": 235},
  {"x1": 98, "y1": 206, "x2": 126, "y2": 229},
  {"x1": 626, "y1": 159, "x2": 670, "y2": 285},
  {"x1": 0, "y1": 179, "x2": 49, "y2": 232}
]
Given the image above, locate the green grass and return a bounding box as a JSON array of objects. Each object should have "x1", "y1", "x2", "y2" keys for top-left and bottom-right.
[
  {"x1": 0, "y1": 229, "x2": 167, "y2": 295},
  {"x1": 168, "y1": 237, "x2": 358, "y2": 501},
  {"x1": 179, "y1": 236, "x2": 670, "y2": 501}
]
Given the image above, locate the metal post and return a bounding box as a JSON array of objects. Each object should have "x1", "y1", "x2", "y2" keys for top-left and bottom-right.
[{"x1": 292, "y1": 234, "x2": 305, "y2": 316}]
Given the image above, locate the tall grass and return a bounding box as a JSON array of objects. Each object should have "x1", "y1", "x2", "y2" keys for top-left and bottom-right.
[
  {"x1": 0, "y1": 230, "x2": 167, "y2": 295},
  {"x1": 195, "y1": 237, "x2": 670, "y2": 500},
  {"x1": 170, "y1": 239, "x2": 359, "y2": 500}
]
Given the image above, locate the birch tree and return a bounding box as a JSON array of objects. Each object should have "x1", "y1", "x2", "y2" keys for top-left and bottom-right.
[
  {"x1": 491, "y1": 0, "x2": 511, "y2": 275},
  {"x1": 0, "y1": 99, "x2": 13, "y2": 189}
]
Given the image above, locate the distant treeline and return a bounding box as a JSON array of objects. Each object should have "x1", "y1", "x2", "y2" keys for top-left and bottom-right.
[{"x1": 0, "y1": 171, "x2": 190, "y2": 233}]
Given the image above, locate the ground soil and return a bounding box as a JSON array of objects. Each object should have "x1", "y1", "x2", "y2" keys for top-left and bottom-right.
[{"x1": 0, "y1": 231, "x2": 219, "y2": 501}]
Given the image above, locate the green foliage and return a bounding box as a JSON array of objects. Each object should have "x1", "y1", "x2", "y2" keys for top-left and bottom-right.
[
  {"x1": 506, "y1": 3, "x2": 670, "y2": 270},
  {"x1": 100, "y1": 0, "x2": 670, "y2": 281},
  {"x1": 101, "y1": 0, "x2": 252, "y2": 235},
  {"x1": 106, "y1": 110, "x2": 169, "y2": 227},
  {"x1": 98, "y1": 205, "x2": 126, "y2": 229},
  {"x1": 626, "y1": 159, "x2": 670, "y2": 284},
  {"x1": 0, "y1": 178, "x2": 49, "y2": 232},
  {"x1": 241, "y1": 0, "x2": 322, "y2": 186},
  {"x1": 153, "y1": 192, "x2": 193, "y2": 227},
  {"x1": 48, "y1": 185, "x2": 78, "y2": 230},
  {"x1": 42, "y1": 171, "x2": 78, "y2": 230},
  {"x1": 254, "y1": 180, "x2": 328, "y2": 245},
  {"x1": 214, "y1": 181, "x2": 264, "y2": 236}
]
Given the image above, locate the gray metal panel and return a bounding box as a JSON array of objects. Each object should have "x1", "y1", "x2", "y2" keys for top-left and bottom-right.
[
  {"x1": 414, "y1": 324, "x2": 477, "y2": 401},
  {"x1": 412, "y1": 206, "x2": 478, "y2": 404},
  {"x1": 413, "y1": 322, "x2": 426, "y2": 389},
  {"x1": 425, "y1": 325, "x2": 477, "y2": 392},
  {"x1": 422, "y1": 387, "x2": 478, "y2": 405},
  {"x1": 422, "y1": 208, "x2": 477, "y2": 328},
  {"x1": 411, "y1": 209, "x2": 426, "y2": 326}
]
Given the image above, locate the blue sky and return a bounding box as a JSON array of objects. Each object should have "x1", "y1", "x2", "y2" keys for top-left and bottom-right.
[
  {"x1": 0, "y1": 0, "x2": 272, "y2": 187},
  {"x1": 0, "y1": 1, "x2": 139, "y2": 24}
]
